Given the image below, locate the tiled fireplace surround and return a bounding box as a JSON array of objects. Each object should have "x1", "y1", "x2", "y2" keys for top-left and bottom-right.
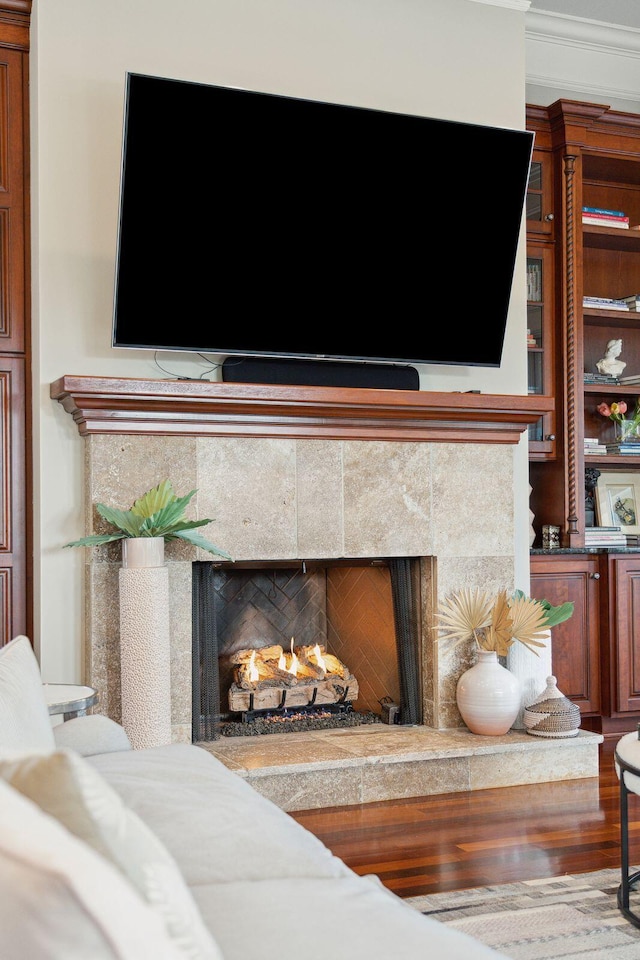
[{"x1": 52, "y1": 377, "x2": 601, "y2": 810}]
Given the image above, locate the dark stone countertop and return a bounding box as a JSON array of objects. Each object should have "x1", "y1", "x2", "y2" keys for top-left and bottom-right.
[{"x1": 531, "y1": 546, "x2": 640, "y2": 555}]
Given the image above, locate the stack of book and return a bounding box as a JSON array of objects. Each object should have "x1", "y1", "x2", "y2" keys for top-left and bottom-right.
[
  {"x1": 582, "y1": 206, "x2": 629, "y2": 229},
  {"x1": 618, "y1": 373, "x2": 640, "y2": 385},
  {"x1": 622, "y1": 295, "x2": 640, "y2": 311},
  {"x1": 583, "y1": 295, "x2": 630, "y2": 311},
  {"x1": 584, "y1": 437, "x2": 607, "y2": 455},
  {"x1": 584, "y1": 525, "x2": 627, "y2": 547},
  {"x1": 606, "y1": 439, "x2": 640, "y2": 455},
  {"x1": 583, "y1": 371, "x2": 620, "y2": 385}
]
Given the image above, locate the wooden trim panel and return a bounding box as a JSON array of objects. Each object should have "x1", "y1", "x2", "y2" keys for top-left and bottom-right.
[{"x1": 50, "y1": 376, "x2": 554, "y2": 443}]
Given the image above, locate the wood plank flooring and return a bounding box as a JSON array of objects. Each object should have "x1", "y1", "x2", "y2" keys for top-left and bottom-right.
[{"x1": 290, "y1": 739, "x2": 639, "y2": 898}]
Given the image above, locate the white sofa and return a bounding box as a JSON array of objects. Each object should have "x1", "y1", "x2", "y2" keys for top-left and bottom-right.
[{"x1": 0, "y1": 636, "x2": 507, "y2": 960}]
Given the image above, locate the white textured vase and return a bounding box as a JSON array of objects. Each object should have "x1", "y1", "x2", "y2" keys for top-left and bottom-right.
[
  {"x1": 456, "y1": 650, "x2": 522, "y2": 736},
  {"x1": 119, "y1": 537, "x2": 172, "y2": 749}
]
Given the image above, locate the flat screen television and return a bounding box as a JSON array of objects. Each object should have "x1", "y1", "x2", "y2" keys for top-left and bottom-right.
[{"x1": 112, "y1": 72, "x2": 534, "y2": 372}]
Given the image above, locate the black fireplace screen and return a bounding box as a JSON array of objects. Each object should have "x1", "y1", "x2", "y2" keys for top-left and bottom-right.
[{"x1": 191, "y1": 558, "x2": 423, "y2": 741}]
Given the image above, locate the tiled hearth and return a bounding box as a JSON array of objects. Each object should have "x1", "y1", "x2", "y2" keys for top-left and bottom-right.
[
  {"x1": 51, "y1": 377, "x2": 602, "y2": 810},
  {"x1": 200, "y1": 725, "x2": 601, "y2": 812}
]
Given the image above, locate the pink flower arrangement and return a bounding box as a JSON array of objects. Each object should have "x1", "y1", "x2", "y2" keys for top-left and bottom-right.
[{"x1": 597, "y1": 399, "x2": 640, "y2": 431}]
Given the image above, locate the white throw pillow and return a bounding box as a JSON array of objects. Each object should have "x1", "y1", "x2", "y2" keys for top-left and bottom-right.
[
  {"x1": 0, "y1": 636, "x2": 55, "y2": 756},
  {"x1": 0, "y1": 750, "x2": 223, "y2": 960},
  {"x1": 0, "y1": 777, "x2": 182, "y2": 959}
]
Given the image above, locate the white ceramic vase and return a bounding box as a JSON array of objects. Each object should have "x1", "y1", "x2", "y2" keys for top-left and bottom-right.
[{"x1": 456, "y1": 650, "x2": 522, "y2": 736}]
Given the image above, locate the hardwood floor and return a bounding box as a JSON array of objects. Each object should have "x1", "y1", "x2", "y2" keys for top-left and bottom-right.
[{"x1": 290, "y1": 739, "x2": 638, "y2": 898}]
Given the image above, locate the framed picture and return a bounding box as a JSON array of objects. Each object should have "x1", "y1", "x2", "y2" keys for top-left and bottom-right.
[{"x1": 596, "y1": 472, "x2": 640, "y2": 534}]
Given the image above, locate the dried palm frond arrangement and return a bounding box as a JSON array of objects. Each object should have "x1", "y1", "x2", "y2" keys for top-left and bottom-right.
[{"x1": 436, "y1": 588, "x2": 574, "y2": 657}]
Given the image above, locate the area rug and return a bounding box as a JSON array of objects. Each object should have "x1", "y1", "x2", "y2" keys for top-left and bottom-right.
[{"x1": 405, "y1": 868, "x2": 640, "y2": 959}]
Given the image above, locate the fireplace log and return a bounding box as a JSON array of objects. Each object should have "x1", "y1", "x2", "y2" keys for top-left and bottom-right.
[
  {"x1": 228, "y1": 678, "x2": 359, "y2": 712},
  {"x1": 320, "y1": 653, "x2": 350, "y2": 680},
  {"x1": 232, "y1": 645, "x2": 284, "y2": 665},
  {"x1": 236, "y1": 663, "x2": 297, "y2": 689},
  {"x1": 295, "y1": 660, "x2": 325, "y2": 680},
  {"x1": 297, "y1": 644, "x2": 327, "y2": 658}
]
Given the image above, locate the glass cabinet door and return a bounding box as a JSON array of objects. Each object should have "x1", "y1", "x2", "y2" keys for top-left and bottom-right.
[
  {"x1": 526, "y1": 152, "x2": 554, "y2": 237},
  {"x1": 527, "y1": 245, "x2": 556, "y2": 456}
]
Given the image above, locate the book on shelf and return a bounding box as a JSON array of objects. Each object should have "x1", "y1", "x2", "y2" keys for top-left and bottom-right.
[
  {"x1": 618, "y1": 374, "x2": 640, "y2": 384},
  {"x1": 585, "y1": 538, "x2": 628, "y2": 546},
  {"x1": 605, "y1": 445, "x2": 640, "y2": 455},
  {"x1": 582, "y1": 216, "x2": 630, "y2": 229},
  {"x1": 583, "y1": 296, "x2": 630, "y2": 310},
  {"x1": 583, "y1": 373, "x2": 620, "y2": 384},
  {"x1": 584, "y1": 438, "x2": 607, "y2": 454},
  {"x1": 584, "y1": 526, "x2": 627, "y2": 545},
  {"x1": 585, "y1": 528, "x2": 627, "y2": 536},
  {"x1": 582, "y1": 211, "x2": 629, "y2": 224},
  {"x1": 583, "y1": 206, "x2": 627, "y2": 218},
  {"x1": 584, "y1": 527, "x2": 626, "y2": 540},
  {"x1": 583, "y1": 296, "x2": 627, "y2": 304},
  {"x1": 622, "y1": 295, "x2": 640, "y2": 310}
]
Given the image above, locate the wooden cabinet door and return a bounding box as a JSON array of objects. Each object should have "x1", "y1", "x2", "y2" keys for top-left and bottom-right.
[
  {"x1": 0, "y1": 357, "x2": 25, "y2": 641},
  {"x1": 0, "y1": 7, "x2": 30, "y2": 644},
  {"x1": 530, "y1": 554, "x2": 601, "y2": 714},
  {"x1": 0, "y1": 45, "x2": 27, "y2": 354},
  {"x1": 608, "y1": 555, "x2": 640, "y2": 715}
]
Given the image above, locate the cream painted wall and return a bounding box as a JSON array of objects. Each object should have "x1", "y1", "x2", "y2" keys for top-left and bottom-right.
[{"x1": 31, "y1": 0, "x2": 531, "y2": 681}]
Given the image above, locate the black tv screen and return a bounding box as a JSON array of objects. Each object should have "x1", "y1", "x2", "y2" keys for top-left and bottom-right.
[{"x1": 112, "y1": 72, "x2": 533, "y2": 369}]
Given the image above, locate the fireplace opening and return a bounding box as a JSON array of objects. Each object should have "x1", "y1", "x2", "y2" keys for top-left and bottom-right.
[{"x1": 192, "y1": 557, "x2": 423, "y2": 740}]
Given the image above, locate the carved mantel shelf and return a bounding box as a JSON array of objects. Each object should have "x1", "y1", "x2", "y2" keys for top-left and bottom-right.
[{"x1": 50, "y1": 376, "x2": 554, "y2": 444}]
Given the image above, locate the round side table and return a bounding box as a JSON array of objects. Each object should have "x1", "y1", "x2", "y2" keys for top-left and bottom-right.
[{"x1": 43, "y1": 683, "x2": 98, "y2": 722}]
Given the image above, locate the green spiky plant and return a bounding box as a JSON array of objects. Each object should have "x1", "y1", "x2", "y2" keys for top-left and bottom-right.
[{"x1": 63, "y1": 479, "x2": 232, "y2": 560}]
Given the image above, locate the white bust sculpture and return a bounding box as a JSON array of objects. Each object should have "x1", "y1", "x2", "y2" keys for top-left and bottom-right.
[{"x1": 596, "y1": 338, "x2": 626, "y2": 377}]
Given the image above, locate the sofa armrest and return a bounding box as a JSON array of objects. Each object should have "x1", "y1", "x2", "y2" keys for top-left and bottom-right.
[{"x1": 53, "y1": 715, "x2": 132, "y2": 756}]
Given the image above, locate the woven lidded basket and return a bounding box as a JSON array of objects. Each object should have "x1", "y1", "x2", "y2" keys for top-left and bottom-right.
[{"x1": 523, "y1": 675, "x2": 581, "y2": 738}]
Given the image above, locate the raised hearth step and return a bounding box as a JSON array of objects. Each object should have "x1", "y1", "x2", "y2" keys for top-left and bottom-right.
[{"x1": 196, "y1": 725, "x2": 602, "y2": 812}]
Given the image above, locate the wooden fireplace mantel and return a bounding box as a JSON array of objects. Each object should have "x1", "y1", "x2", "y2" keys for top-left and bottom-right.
[{"x1": 50, "y1": 376, "x2": 554, "y2": 444}]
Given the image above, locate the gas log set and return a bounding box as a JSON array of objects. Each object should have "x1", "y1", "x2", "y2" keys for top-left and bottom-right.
[{"x1": 228, "y1": 641, "x2": 359, "y2": 719}]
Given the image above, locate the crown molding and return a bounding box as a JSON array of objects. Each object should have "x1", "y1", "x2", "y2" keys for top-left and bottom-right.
[
  {"x1": 526, "y1": 9, "x2": 640, "y2": 56},
  {"x1": 526, "y1": 71, "x2": 640, "y2": 108}
]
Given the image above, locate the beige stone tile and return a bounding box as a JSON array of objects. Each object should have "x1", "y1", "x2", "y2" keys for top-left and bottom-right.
[
  {"x1": 202, "y1": 730, "x2": 364, "y2": 772},
  {"x1": 361, "y1": 756, "x2": 470, "y2": 802},
  {"x1": 248, "y1": 768, "x2": 363, "y2": 811},
  {"x1": 343, "y1": 441, "x2": 433, "y2": 556},
  {"x1": 436, "y1": 556, "x2": 515, "y2": 601},
  {"x1": 295, "y1": 440, "x2": 344, "y2": 556},
  {"x1": 168, "y1": 561, "x2": 193, "y2": 728},
  {"x1": 87, "y1": 435, "x2": 198, "y2": 503},
  {"x1": 83, "y1": 436, "x2": 200, "y2": 563},
  {"x1": 196, "y1": 437, "x2": 297, "y2": 560},
  {"x1": 432, "y1": 444, "x2": 514, "y2": 557},
  {"x1": 469, "y1": 736, "x2": 600, "y2": 789},
  {"x1": 86, "y1": 562, "x2": 121, "y2": 721}
]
